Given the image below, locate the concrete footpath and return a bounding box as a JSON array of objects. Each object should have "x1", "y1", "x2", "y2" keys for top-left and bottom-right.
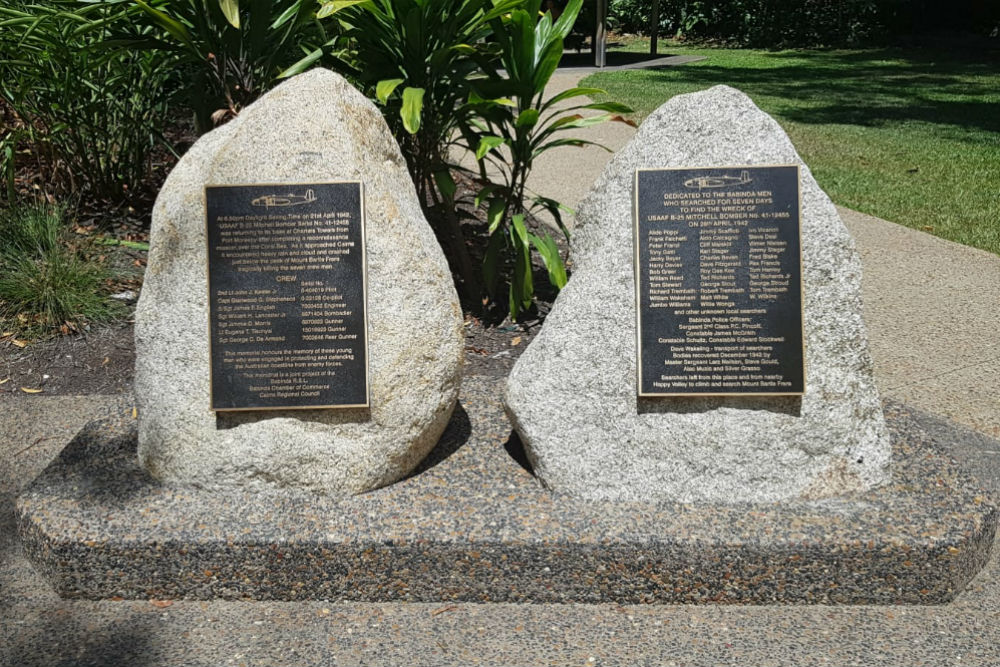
[{"x1": 3, "y1": 71, "x2": 1000, "y2": 666}]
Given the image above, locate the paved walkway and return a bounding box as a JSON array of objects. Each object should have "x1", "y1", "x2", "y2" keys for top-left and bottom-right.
[{"x1": 3, "y1": 68, "x2": 1000, "y2": 666}]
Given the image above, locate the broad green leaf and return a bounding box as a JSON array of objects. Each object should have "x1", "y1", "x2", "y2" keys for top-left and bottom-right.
[
  {"x1": 553, "y1": 0, "x2": 583, "y2": 38},
  {"x1": 528, "y1": 231, "x2": 567, "y2": 289},
  {"x1": 433, "y1": 169, "x2": 456, "y2": 201},
  {"x1": 544, "y1": 86, "x2": 605, "y2": 108},
  {"x1": 511, "y1": 212, "x2": 529, "y2": 245},
  {"x1": 532, "y1": 36, "x2": 564, "y2": 92},
  {"x1": 475, "y1": 184, "x2": 497, "y2": 208},
  {"x1": 376, "y1": 78, "x2": 404, "y2": 104},
  {"x1": 400, "y1": 86, "x2": 424, "y2": 134},
  {"x1": 317, "y1": 0, "x2": 368, "y2": 19},
  {"x1": 134, "y1": 0, "x2": 193, "y2": 49},
  {"x1": 581, "y1": 101, "x2": 634, "y2": 114},
  {"x1": 515, "y1": 108, "x2": 539, "y2": 128},
  {"x1": 271, "y1": 1, "x2": 303, "y2": 29},
  {"x1": 532, "y1": 138, "x2": 607, "y2": 159},
  {"x1": 476, "y1": 135, "x2": 505, "y2": 160},
  {"x1": 278, "y1": 47, "x2": 323, "y2": 78},
  {"x1": 532, "y1": 196, "x2": 573, "y2": 241},
  {"x1": 509, "y1": 216, "x2": 534, "y2": 318},
  {"x1": 487, "y1": 198, "x2": 506, "y2": 234},
  {"x1": 549, "y1": 113, "x2": 613, "y2": 131},
  {"x1": 218, "y1": 0, "x2": 240, "y2": 28}
]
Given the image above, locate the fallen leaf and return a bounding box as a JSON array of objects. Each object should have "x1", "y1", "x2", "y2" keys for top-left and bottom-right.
[
  {"x1": 132, "y1": 406, "x2": 138, "y2": 419},
  {"x1": 110, "y1": 596, "x2": 124, "y2": 602},
  {"x1": 0, "y1": 331, "x2": 13, "y2": 337},
  {"x1": 511, "y1": 336, "x2": 522, "y2": 346},
  {"x1": 20, "y1": 387, "x2": 43, "y2": 394},
  {"x1": 11, "y1": 339, "x2": 28, "y2": 348},
  {"x1": 0, "y1": 378, "x2": 8, "y2": 385},
  {"x1": 150, "y1": 599, "x2": 173, "y2": 608},
  {"x1": 430, "y1": 604, "x2": 458, "y2": 616},
  {"x1": 921, "y1": 225, "x2": 934, "y2": 232},
  {"x1": 102, "y1": 356, "x2": 110, "y2": 366}
]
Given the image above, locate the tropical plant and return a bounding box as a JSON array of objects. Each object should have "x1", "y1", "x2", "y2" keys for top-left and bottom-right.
[
  {"x1": 109, "y1": 0, "x2": 328, "y2": 131},
  {"x1": 468, "y1": 0, "x2": 633, "y2": 319},
  {"x1": 315, "y1": 0, "x2": 526, "y2": 300},
  {"x1": 0, "y1": 1, "x2": 175, "y2": 204}
]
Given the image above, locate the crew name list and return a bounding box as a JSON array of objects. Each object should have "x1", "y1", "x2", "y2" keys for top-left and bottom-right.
[
  {"x1": 634, "y1": 166, "x2": 804, "y2": 396},
  {"x1": 206, "y1": 182, "x2": 368, "y2": 410}
]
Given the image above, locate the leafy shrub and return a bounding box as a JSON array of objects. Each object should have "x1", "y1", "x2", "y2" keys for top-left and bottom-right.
[
  {"x1": 319, "y1": 0, "x2": 632, "y2": 320},
  {"x1": 468, "y1": 0, "x2": 632, "y2": 319},
  {"x1": 608, "y1": 0, "x2": 903, "y2": 46},
  {"x1": 112, "y1": 0, "x2": 327, "y2": 131},
  {"x1": 320, "y1": 0, "x2": 524, "y2": 297},
  {"x1": 0, "y1": 204, "x2": 124, "y2": 337},
  {"x1": 0, "y1": 1, "x2": 175, "y2": 204}
]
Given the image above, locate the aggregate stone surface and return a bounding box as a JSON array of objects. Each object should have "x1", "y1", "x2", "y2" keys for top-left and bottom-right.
[
  {"x1": 508, "y1": 85, "x2": 890, "y2": 504},
  {"x1": 5, "y1": 369, "x2": 1000, "y2": 665}
]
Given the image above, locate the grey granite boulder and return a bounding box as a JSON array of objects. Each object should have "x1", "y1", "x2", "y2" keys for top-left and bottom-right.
[
  {"x1": 505, "y1": 85, "x2": 890, "y2": 504},
  {"x1": 135, "y1": 69, "x2": 463, "y2": 495}
]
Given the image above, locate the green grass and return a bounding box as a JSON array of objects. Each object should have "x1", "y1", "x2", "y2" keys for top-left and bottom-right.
[
  {"x1": 581, "y1": 42, "x2": 1000, "y2": 255},
  {"x1": 0, "y1": 204, "x2": 125, "y2": 339}
]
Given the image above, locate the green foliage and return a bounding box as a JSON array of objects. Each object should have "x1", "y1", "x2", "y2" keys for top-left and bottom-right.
[
  {"x1": 0, "y1": 1, "x2": 174, "y2": 203},
  {"x1": 0, "y1": 204, "x2": 124, "y2": 338},
  {"x1": 469, "y1": 0, "x2": 632, "y2": 319},
  {"x1": 319, "y1": 0, "x2": 518, "y2": 192},
  {"x1": 112, "y1": 0, "x2": 327, "y2": 130},
  {"x1": 607, "y1": 0, "x2": 900, "y2": 47},
  {"x1": 582, "y1": 45, "x2": 1000, "y2": 256},
  {"x1": 316, "y1": 0, "x2": 527, "y2": 302}
]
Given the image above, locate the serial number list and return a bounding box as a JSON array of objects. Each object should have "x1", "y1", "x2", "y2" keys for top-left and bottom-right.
[
  {"x1": 635, "y1": 166, "x2": 804, "y2": 396},
  {"x1": 206, "y1": 182, "x2": 368, "y2": 411}
]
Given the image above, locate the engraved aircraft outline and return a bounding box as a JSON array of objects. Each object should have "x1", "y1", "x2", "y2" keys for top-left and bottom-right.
[
  {"x1": 683, "y1": 170, "x2": 752, "y2": 190},
  {"x1": 250, "y1": 189, "x2": 317, "y2": 207}
]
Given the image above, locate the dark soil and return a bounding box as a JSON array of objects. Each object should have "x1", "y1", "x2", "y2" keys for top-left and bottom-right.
[
  {"x1": 0, "y1": 309, "x2": 543, "y2": 397},
  {"x1": 1, "y1": 323, "x2": 135, "y2": 396}
]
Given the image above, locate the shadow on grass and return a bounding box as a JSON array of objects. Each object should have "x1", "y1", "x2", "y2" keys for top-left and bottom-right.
[{"x1": 632, "y1": 47, "x2": 1000, "y2": 137}]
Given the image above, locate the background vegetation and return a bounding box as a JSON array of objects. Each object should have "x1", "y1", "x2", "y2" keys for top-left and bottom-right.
[
  {"x1": 583, "y1": 40, "x2": 1000, "y2": 255},
  {"x1": 1, "y1": 0, "x2": 997, "y2": 338},
  {"x1": 606, "y1": 0, "x2": 1000, "y2": 47}
]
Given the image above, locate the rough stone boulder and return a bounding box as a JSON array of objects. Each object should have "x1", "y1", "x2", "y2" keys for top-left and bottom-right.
[
  {"x1": 135, "y1": 69, "x2": 463, "y2": 495},
  {"x1": 505, "y1": 85, "x2": 890, "y2": 504}
]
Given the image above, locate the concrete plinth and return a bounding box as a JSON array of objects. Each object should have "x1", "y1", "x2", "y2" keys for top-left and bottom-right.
[{"x1": 16, "y1": 375, "x2": 995, "y2": 604}]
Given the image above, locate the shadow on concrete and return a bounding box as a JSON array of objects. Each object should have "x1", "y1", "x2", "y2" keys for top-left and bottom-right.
[
  {"x1": 217, "y1": 406, "x2": 372, "y2": 429},
  {"x1": 638, "y1": 394, "x2": 802, "y2": 417},
  {"x1": 409, "y1": 402, "x2": 472, "y2": 476},
  {"x1": 502, "y1": 431, "x2": 535, "y2": 476}
]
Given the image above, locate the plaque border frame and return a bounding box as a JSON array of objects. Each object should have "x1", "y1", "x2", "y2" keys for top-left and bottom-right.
[
  {"x1": 632, "y1": 164, "x2": 806, "y2": 398},
  {"x1": 204, "y1": 180, "x2": 371, "y2": 412}
]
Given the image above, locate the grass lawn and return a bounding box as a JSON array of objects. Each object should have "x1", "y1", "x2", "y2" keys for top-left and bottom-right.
[{"x1": 580, "y1": 40, "x2": 1000, "y2": 256}]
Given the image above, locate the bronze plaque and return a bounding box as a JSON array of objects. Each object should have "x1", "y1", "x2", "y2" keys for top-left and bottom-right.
[
  {"x1": 634, "y1": 166, "x2": 804, "y2": 396},
  {"x1": 206, "y1": 182, "x2": 368, "y2": 411}
]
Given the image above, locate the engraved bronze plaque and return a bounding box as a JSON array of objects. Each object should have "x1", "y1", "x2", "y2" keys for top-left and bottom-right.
[
  {"x1": 634, "y1": 166, "x2": 804, "y2": 396},
  {"x1": 206, "y1": 182, "x2": 368, "y2": 411}
]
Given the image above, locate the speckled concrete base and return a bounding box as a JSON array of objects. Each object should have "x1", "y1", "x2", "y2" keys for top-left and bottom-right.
[{"x1": 15, "y1": 374, "x2": 996, "y2": 604}]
